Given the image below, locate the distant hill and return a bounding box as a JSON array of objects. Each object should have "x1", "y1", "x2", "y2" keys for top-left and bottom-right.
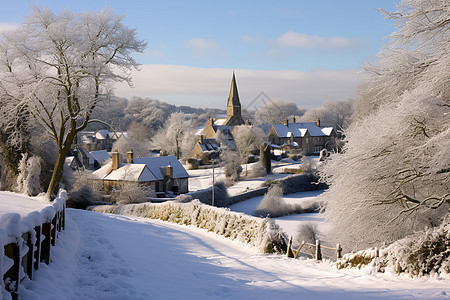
[{"x1": 86, "y1": 96, "x2": 226, "y2": 132}]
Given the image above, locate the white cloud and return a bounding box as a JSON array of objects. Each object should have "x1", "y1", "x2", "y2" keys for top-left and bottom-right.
[
  {"x1": 276, "y1": 31, "x2": 362, "y2": 50},
  {"x1": 184, "y1": 38, "x2": 219, "y2": 57},
  {"x1": 114, "y1": 65, "x2": 360, "y2": 109}
]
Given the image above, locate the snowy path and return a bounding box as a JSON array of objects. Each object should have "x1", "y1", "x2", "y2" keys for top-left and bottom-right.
[{"x1": 20, "y1": 209, "x2": 449, "y2": 300}]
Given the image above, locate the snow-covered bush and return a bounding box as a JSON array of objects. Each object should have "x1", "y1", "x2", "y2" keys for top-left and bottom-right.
[
  {"x1": 255, "y1": 184, "x2": 320, "y2": 218},
  {"x1": 113, "y1": 185, "x2": 152, "y2": 205},
  {"x1": 16, "y1": 153, "x2": 41, "y2": 196},
  {"x1": 255, "y1": 185, "x2": 288, "y2": 217},
  {"x1": 66, "y1": 185, "x2": 99, "y2": 210},
  {"x1": 91, "y1": 200, "x2": 288, "y2": 254},
  {"x1": 187, "y1": 181, "x2": 230, "y2": 207},
  {"x1": 249, "y1": 162, "x2": 266, "y2": 178},
  {"x1": 337, "y1": 219, "x2": 450, "y2": 277},
  {"x1": 296, "y1": 222, "x2": 321, "y2": 245},
  {"x1": 221, "y1": 149, "x2": 242, "y2": 182}
]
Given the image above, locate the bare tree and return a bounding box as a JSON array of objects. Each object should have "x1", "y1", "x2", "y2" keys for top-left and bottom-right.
[
  {"x1": 298, "y1": 100, "x2": 354, "y2": 131},
  {"x1": 254, "y1": 100, "x2": 305, "y2": 125},
  {"x1": 0, "y1": 7, "x2": 146, "y2": 198},
  {"x1": 320, "y1": 0, "x2": 450, "y2": 251},
  {"x1": 151, "y1": 112, "x2": 195, "y2": 159}
]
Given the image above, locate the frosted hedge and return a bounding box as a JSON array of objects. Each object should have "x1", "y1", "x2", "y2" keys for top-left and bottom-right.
[
  {"x1": 91, "y1": 200, "x2": 288, "y2": 254},
  {"x1": 337, "y1": 219, "x2": 450, "y2": 277}
]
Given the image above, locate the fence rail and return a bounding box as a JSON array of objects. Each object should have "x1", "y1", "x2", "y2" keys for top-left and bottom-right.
[
  {"x1": 0, "y1": 190, "x2": 66, "y2": 299},
  {"x1": 286, "y1": 236, "x2": 342, "y2": 261}
]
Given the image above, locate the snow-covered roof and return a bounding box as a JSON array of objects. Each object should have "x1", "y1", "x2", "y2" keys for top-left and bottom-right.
[
  {"x1": 93, "y1": 162, "x2": 113, "y2": 179},
  {"x1": 95, "y1": 130, "x2": 110, "y2": 140},
  {"x1": 321, "y1": 127, "x2": 334, "y2": 136},
  {"x1": 272, "y1": 122, "x2": 333, "y2": 138},
  {"x1": 103, "y1": 164, "x2": 158, "y2": 182},
  {"x1": 90, "y1": 150, "x2": 111, "y2": 165},
  {"x1": 213, "y1": 118, "x2": 227, "y2": 126},
  {"x1": 134, "y1": 156, "x2": 189, "y2": 180}
]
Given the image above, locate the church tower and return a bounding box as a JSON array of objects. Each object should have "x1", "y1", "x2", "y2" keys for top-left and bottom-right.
[{"x1": 225, "y1": 72, "x2": 245, "y2": 126}]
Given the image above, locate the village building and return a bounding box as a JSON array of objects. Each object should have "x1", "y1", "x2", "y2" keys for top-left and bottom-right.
[
  {"x1": 75, "y1": 129, "x2": 128, "y2": 152},
  {"x1": 66, "y1": 148, "x2": 111, "y2": 170},
  {"x1": 268, "y1": 117, "x2": 336, "y2": 155},
  {"x1": 189, "y1": 72, "x2": 245, "y2": 163},
  {"x1": 93, "y1": 149, "x2": 189, "y2": 196}
]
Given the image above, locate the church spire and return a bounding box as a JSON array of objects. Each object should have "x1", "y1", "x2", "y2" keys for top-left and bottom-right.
[
  {"x1": 225, "y1": 72, "x2": 245, "y2": 126},
  {"x1": 227, "y1": 71, "x2": 240, "y2": 108}
]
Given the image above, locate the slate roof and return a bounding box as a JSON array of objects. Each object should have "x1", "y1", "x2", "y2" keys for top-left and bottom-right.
[
  {"x1": 90, "y1": 150, "x2": 111, "y2": 165},
  {"x1": 133, "y1": 156, "x2": 189, "y2": 180},
  {"x1": 271, "y1": 122, "x2": 334, "y2": 138}
]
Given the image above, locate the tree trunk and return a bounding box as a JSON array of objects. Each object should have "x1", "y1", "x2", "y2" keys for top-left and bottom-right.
[
  {"x1": 46, "y1": 146, "x2": 70, "y2": 200},
  {"x1": 46, "y1": 128, "x2": 78, "y2": 199}
]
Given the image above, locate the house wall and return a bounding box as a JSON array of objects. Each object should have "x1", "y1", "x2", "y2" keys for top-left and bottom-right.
[{"x1": 103, "y1": 180, "x2": 160, "y2": 194}]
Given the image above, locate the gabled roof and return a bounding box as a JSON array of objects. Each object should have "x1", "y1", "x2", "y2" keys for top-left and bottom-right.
[
  {"x1": 133, "y1": 156, "x2": 189, "y2": 180},
  {"x1": 103, "y1": 164, "x2": 158, "y2": 182},
  {"x1": 213, "y1": 118, "x2": 227, "y2": 126},
  {"x1": 78, "y1": 147, "x2": 95, "y2": 164},
  {"x1": 271, "y1": 122, "x2": 334, "y2": 138},
  {"x1": 90, "y1": 150, "x2": 111, "y2": 165}
]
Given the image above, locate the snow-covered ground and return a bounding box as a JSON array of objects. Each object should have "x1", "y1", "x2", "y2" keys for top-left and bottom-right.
[
  {"x1": 0, "y1": 191, "x2": 51, "y2": 217},
  {"x1": 187, "y1": 161, "x2": 295, "y2": 195},
  {"x1": 19, "y1": 209, "x2": 450, "y2": 299},
  {"x1": 229, "y1": 190, "x2": 328, "y2": 238}
]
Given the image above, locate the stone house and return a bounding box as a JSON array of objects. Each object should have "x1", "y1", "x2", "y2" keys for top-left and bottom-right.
[
  {"x1": 94, "y1": 149, "x2": 189, "y2": 196},
  {"x1": 268, "y1": 117, "x2": 336, "y2": 154},
  {"x1": 189, "y1": 135, "x2": 221, "y2": 165}
]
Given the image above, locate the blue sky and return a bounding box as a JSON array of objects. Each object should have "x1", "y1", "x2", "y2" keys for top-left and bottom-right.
[{"x1": 0, "y1": 0, "x2": 398, "y2": 109}]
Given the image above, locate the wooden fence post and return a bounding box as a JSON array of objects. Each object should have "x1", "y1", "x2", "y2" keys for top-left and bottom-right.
[
  {"x1": 287, "y1": 236, "x2": 294, "y2": 258},
  {"x1": 337, "y1": 244, "x2": 342, "y2": 259},
  {"x1": 62, "y1": 204, "x2": 66, "y2": 230},
  {"x1": 21, "y1": 232, "x2": 33, "y2": 280},
  {"x1": 4, "y1": 243, "x2": 20, "y2": 299},
  {"x1": 34, "y1": 226, "x2": 41, "y2": 270},
  {"x1": 41, "y1": 222, "x2": 51, "y2": 264},
  {"x1": 51, "y1": 216, "x2": 57, "y2": 246},
  {"x1": 315, "y1": 240, "x2": 322, "y2": 261}
]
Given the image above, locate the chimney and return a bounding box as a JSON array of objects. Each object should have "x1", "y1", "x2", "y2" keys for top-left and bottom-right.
[
  {"x1": 166, "y1": 161, "x2": 173, "y2": 178},
  {"x1": 127, "y1": 148, "x2": 134, "y2": 164},
  {"x1": 284, "y1": 117, "x2": 289, "y2": 126},
  {"x1": 198, "y1": 135, "x2": 204, "y2": 144},
  {"x1": 316, "y1": 118, "x2": 321, "y2": 127},
  {"x1": 112, "y1": 150, "x2": 120, "y2": 170},
  {"x1": 291, "y1": 115, "x2": 296, "y2": 123}
]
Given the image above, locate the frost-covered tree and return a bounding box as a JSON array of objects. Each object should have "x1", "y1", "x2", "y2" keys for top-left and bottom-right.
[
  {"x1": 321, "y1": 0, "x2": 450, "y2": 251},
  {"x1": 298, "y1": 100, "x2": 354, "y2": 131},
  {"x1": 151, "y1": 112, "x2": 195, "y2": 159},
  {"x1": 16, "y1": 153, "x2": 41, "y2": 196},
  {"x1": 0, "y1": 7, "x2": 146, "y2": 198},
  {"x1": 254, "y1": 100, "x2": 305, "y2": 125},
  {"x1": 232, "y1": 125, "x2": 265, "y2": 176}
]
